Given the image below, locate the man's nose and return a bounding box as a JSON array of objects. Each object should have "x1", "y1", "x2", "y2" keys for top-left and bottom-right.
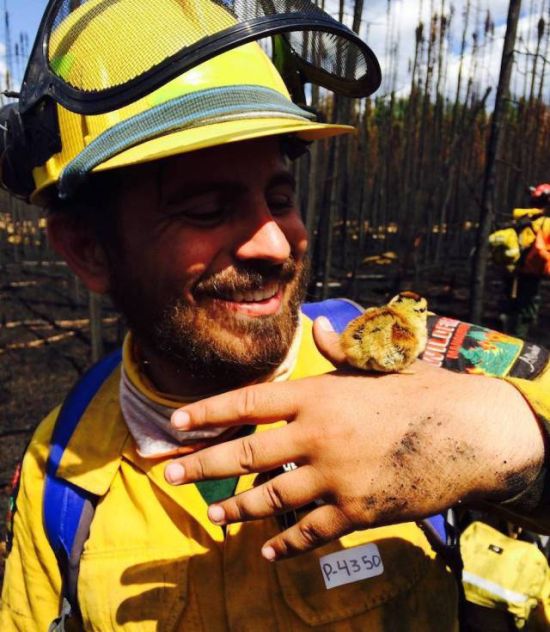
[{"x1": 234, "y1": 210, "x2": 291, "y2": 263}]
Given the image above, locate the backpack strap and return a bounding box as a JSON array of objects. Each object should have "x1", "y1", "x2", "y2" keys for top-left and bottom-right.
[
  {"x1": 43, "y1": 299, "x2": 454, "y2": 628},
  {"x1": 45, "y1": 348, "x2": 122, "y2": 630},
  {"x1": 42, "y1": 300, "x2": 363, "y2": 628},
  {"x1": 301, "y1": 298, "x2": 364, "y2": 332}
]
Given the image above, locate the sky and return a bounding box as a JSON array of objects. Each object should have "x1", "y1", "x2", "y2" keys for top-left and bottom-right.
[
  {"x1": 1, "y1": 0, "x2": 548, "y2": 102},
  {"x1": 359, "y1": 0, "x2": 550, "y2": 102}
]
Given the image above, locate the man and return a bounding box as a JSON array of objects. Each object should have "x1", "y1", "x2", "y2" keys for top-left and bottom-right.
[{"x1": 1, "y1": 1, "x2": 550, "y2": 630}]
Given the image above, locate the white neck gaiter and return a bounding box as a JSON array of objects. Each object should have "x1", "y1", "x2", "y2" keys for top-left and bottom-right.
[{"x1": 120, "y1": 319, "x2": 303, "y2": 458}]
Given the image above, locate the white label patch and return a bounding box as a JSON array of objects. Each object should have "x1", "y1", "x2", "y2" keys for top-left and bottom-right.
[{"x1": 320, "y1": 544, "x2": 384, "y2": 590}]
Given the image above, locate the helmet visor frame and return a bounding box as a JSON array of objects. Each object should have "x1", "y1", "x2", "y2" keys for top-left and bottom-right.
[{"x1": 19, "y1": 0, "x2": 382, "y2": 116}]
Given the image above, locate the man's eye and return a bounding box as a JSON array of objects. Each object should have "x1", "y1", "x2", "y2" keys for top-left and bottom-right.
[
  {"x1": 182, "y1": 208, "x2": 226, "y2": 225},
  {"x1": 268, "y1": 194, "x2": 295, "y2": 216},
  {"x1": 164, "y1": 201, "x2": 228, "y2": 226}
]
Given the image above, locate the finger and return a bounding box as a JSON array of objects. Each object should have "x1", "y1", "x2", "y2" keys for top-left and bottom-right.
[
  {"x1": 312, "y1": 317, "x2": 348, "y2": 366},
  {"x1": 171, "y1": 381, "x2": 301, "y2": 430},
  {"x1": 164, "y1": 424, "x2": 303, "y2": 484},
  {"x1": 207, "y1": 466, "x2": 321, "y2": 525},
  {"x1": 261, "y1": 505, "x2": 352, "y2": 561}
]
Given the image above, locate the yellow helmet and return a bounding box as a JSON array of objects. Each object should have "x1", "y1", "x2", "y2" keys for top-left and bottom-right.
[{"x1": 0, "y1": 0, "x2": 381, "y2": 205}]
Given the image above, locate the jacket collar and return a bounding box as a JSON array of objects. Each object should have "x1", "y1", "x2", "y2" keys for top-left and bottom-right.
[{"x1": 55, "y1": 365, "x2": 131, "y2": 496}]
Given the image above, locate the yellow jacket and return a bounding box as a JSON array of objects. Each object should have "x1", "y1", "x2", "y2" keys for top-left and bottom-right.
[
  {"x1": 1, "y1": 317, "x2": 460, "y2": 631},
  {"x1": 2, "y1": 316, "x2": 550, "y2": 631},
  {"x1": 518, "y1": 216, "x2": 550, "y2": 252},
  {"x1": 488, "y1": 215, "x2": 550, "y2": 274}
]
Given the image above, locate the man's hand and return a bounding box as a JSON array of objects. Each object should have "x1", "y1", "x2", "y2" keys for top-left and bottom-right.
[{"x1": 164, "y1": 318, "x2": 545, "y2": 561}]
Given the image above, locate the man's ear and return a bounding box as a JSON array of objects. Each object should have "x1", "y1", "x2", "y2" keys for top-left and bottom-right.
[{"x1": 47, "y1": 213, "x2": 111, "y2": 294}]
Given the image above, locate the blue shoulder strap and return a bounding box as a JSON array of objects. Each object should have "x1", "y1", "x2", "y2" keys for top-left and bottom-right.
[
  {"x1": 301, "y1": 298, "x2": 363, "y2": 332},
  {"x1": 43, "y1": 300, "x2": 361, "y2": 594},
  {"x1": 44, "y1": 348, "x2": 122, "y2": 628},
  {"x1": 43, "y1": 299, "x2": 450, "y2": 627},
  {"x1": 43, "y1": 300, "x2": 360, "y2": 564}
]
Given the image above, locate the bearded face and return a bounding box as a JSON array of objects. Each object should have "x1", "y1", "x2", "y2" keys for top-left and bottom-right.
[
  {"x1": 110, "y1": 257, "x2": 309, "y2": 388},
  {"x1": 103, "y1": 139, "x2": 310, "y2": 392}
]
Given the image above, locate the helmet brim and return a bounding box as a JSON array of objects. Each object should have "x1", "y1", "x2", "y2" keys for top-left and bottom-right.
[{"x1": 32, "y1": 117, "x2": 354, "y2": 205}]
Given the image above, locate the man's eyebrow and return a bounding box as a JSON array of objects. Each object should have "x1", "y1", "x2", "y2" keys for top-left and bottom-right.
[
  {"x1": 161, "y1": 181, "x2": 244, "y2": 205},
  {"x1": 267, "y1": 171, "x2": 296, "y2": 190}
]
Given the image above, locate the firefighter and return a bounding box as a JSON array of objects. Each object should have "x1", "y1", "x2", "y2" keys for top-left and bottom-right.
[
  {"x1": 490, "y1": 184, "x2": 550, "y2": 339},
  {"x1": 1, "y1": 2, "x2": 549, "y2": 630}
]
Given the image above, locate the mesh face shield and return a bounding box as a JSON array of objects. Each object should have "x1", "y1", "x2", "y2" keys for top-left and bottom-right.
[{"x1": 20, "y1": 0, "x2": 381, "y2": 115}]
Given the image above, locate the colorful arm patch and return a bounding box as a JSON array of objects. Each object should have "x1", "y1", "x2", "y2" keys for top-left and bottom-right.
[
  {"x1": 421, "y1": 316, "x2": 550, "y2": 523},
  {"x1": 422, "y1": 316, "x2": 549, "y2": 380}
]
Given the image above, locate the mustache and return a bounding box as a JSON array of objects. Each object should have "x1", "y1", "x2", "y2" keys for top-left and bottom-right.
[{"x1": 195, "y1": 259, "x2": 298, "y2": 297}]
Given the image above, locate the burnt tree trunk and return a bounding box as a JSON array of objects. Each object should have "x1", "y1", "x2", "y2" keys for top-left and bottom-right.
[{"x1": 469, "y1": 0, "x2": 522, "y2": 324}]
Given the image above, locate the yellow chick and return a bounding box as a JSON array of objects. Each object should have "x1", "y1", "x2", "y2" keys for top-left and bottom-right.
[{"x1": 340, "y1": 291, "x2": 429, "y2": 373}]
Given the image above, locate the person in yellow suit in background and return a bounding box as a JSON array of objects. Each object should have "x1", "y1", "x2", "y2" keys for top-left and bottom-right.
[{"x1": 489, "y1": 184, "x2": 550, "y2": 339}]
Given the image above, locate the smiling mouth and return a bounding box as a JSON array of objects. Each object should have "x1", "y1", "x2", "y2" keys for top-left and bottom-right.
[
  {"x1": 204, "y1": 281, "x2": 284, "y2": 317},
  {"x1": 217, "y1": 281, "x2": 281, "y2": 303}
]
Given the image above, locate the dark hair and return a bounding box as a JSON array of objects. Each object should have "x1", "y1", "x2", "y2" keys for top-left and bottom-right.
[{"x1": 47, "y1": 169, "x2": 125, "y2": 248}]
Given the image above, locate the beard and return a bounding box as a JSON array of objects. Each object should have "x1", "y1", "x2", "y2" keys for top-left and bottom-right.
[{"x1": 109, "y1": 257, "x2": 309, "y2": 390}]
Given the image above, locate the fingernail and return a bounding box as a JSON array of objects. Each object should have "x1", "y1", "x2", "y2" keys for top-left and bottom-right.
[
  {"x1": 261, "y1": 546, "x2": 277, "y2": 562},
  {"x1": 172, "y1": 410, "x2": 190, "y2": 429},
  {"x1": 316, "y1": 316, "x2": 334, "y2": 332},
  {"x1": 165, "y1": 462, "x2": 185, "y2": 484},
  {"x1": 208, "y1": 505, "x2": 226, "y2": 524}
]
